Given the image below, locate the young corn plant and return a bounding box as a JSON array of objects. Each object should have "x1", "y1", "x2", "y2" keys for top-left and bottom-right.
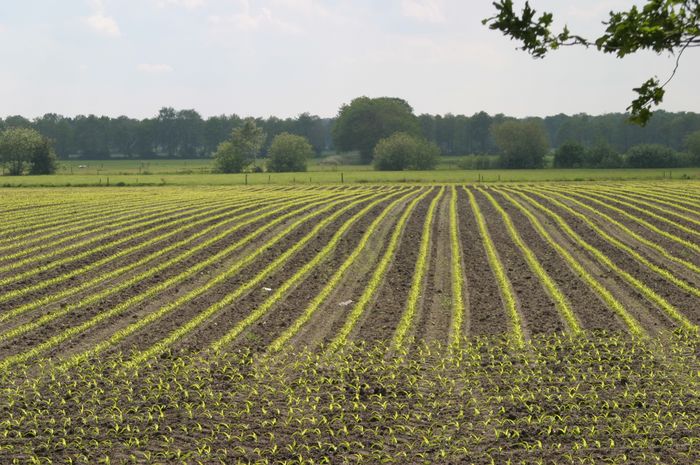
[
  {"x1": 392, "y1": 186, "x2": 445, "y2": 350},
  {"x1": 508, "y1": 188, "x2": 696, "y2": 333},
  {"x1": 267, "y1": 188, "x2": 421, "y2": 353},
  {"x1": 328, "y1": 188, "x2": 433, "y2": 351},
  {"x1": 127, "y1": 190, "x2": 390, "y2": 366},
  {"x1": 479, "y1": 187, "x2": 581, "y2": 335},
  {"x1": 464, "y1": 186, "x2": 525, "y2": 348},
  {"x1": 448, "y1": 185, "x2": 467, "y2": 348},
  {"x1": 210, "y1": 190, "x2": 409, "y2": 352}
]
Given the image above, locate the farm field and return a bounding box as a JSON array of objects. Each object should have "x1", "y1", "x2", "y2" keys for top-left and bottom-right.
[{"x1": 0, "y1": 181, "x2": 699, "y2": 464}]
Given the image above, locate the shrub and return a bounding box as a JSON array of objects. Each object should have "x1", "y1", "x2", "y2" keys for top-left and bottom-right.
[
  {"x1": 554, "y1": 141, "x2": 585, "y2": 168},
  {"x1": 213, "y1": 141, "x2": 247, "y2": 173},
  {"x1": 373, "y1": 132, "x2": 439, "y2": 171},
  {"x1": 625, "y1": 144, "x2": 679, "y2": 168},
  {"x1": 267, "y1": 133, "x2": 314, "y2": 172}
]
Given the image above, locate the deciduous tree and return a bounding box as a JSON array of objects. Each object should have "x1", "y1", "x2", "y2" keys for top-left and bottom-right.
[
  {"x1": 491, "y1": 119, "x2": 549, "y2": 168},
  {"x1": 267, "y1": 133, "x2": 314, "y2": 172},
  {"x1": 554, "y1": 141, "x2": 585, "y2": 168},
  {"x1": 213, "y1": 119, "x2": 266, "y2": 173},
  {"x1": 0, "y1": 128, "x2": 56, "y2": 175},
  {"x1": 333, "y1": 97, "x2": 421, "y2": 163},
  {"x1": 685, "y1": 129, "x2": 700, "y2": 165}
]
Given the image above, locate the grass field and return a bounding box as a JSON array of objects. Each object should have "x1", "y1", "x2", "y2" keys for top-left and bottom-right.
[
  {"x1": 1, "y1": 181, "x2": 699, "y2": 463},
  {"x1": 2, "y1": 158, "x2": 698, "y2": 186}
]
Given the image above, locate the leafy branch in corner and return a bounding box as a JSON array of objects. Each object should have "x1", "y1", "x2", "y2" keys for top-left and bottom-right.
[{"x1": 483, "y1": 0, "x2": 700, "y2": 125}]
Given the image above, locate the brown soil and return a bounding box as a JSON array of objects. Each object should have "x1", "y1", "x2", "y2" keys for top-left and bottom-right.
[
  {"x1": 543, "y1": 188, "x2": 700, "y2": 268},
  {"x1": 472, "y1": 187, "x2": 565, "y2": 335},
  {"x1": 349, "y1": 188, "x2": 438, "y2": 344},
  {"x1": 0, "y1": 200, "x2": 228, "y2": 282},
  {"x1": 455, "y1": 186, "x2": 509, "y2": 337},
  {"x1": 489, "y1": 189, "x2": 625, "y2": 332},
  {"x1": 0, "y1": 194, "x2": 356, "y2": 360},
  {"x1": 2, "y1": 184, "x2": 699, "y2": 367},
  {"x1": 196, "y1": 193, "x2": 409, "y2": 354},
  {"x1": 518, "y1": 190, "x2": 699, "y2": 330},
  {"x1": 604, "y1": 189, "x2": 700, "y2": 220},
  {"x1": 581, "y1": 190, "x2": 700, "y2": 242},
  {"x1": 284, "y1": 190, "x2": 423, "y2": 351},
  {"x1": 411, "y1": 190, "x2": 453, "y2": 344},
  {"x1": 0, "y1": 200, "x2": 280, "y2": 314},
  {"x1": 86, "y1": 192, "x2": 381, "y2": 357}
]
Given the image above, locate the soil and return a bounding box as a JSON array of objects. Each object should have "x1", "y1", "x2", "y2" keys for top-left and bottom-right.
[
  {"x1": 411, "y1": 190, "x2": 453, "y2": 344},
  {"x1": 517, "y1": 189, "x2": 699, "y2": 330},
  {"x1": 90, "y1": 192, "x2": 380, "y2": 356},
  {"x1": 455, "y1": 186, "x2": 510, "y2": 337},
  {"x1": 200, "y1": 194, "x2": 408, "y2": 354},
  {"x1": 488, "y1": 189, "x2": 624, "y2": 332},
  {"x1": 350, "y1": 187, "x2": 438, "y2": 344},
  {"x1": 471, "y1": 187, "x2": 565, "y2": 336},
  {"x1": 543, "y1": 188, "x2": 700, "y2": 268},
  {"x1": 1, "y1": 183, "x2": 698, "y2": 365},
  {"x1": 285, "y1": 190, "x2": 423, "y2": 351},
  {"x1": 0, "y1": 193, "x2": 355, "y2": 360}
]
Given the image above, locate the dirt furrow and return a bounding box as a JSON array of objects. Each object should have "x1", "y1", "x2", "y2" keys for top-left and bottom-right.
[
  {"x1": 538, "y1": 188, "x2": 700, "y2": 268},
  {"x1": 351, "y1": 188, "x2": 437, "y2": 344},
  {"x1": 193, "y1": 196, "x2": 403, "y2": 354},
  {"x1": 473, "y1": 188, "x2": 564, "y2": 335},
  {"x1": 411, "y1": 191, "x2": 452, "y2": 344},
  {"x1": 521, "y1": 190, "x2": 700, "y2": 329},
  {"x1": 0, "y1": 199, "x2": 351, "y2": 360},
  {"x1": 490, "y1": 189, "x2": 625, "y2": 332},
  {"x1": 455, "y1": 186, "x2": 507, "y2": 337},
  {"x1": 67, "y1": 196, "x2": 372, "y2": 358}
]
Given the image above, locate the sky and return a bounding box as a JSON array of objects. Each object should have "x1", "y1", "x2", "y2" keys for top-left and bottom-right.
[{"x1": 1, "y1": 0, "x2": 698, "y2": 120}]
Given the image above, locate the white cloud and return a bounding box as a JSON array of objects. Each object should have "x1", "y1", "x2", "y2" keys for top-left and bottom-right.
[
  {"x1": 84, "y1": 13, "x2": 120, "y2": 37},
  {"x1": 137, "y1": 63, "x2": 174, "y2": 73},
  {"x1": 272, "y1": 0, "x2": 329, "y2": 18},
  {"x1": 209, "y1": 5, "x2": 301, "y2": 34},
  {"x1": 156, "y1": 0, "x2": 205, "y2": 8},
  {"x1": 400, "y1": 0, "x2": 446, "y2": 23}
]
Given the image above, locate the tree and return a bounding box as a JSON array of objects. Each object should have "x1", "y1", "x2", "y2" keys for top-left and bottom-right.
[
  {"x1": 373, "y1": 132, "x2": 440, "y2": 171},
  {"x1": 554, "y1": 141, "x2": 585, "y2": 168},
  {"x1": 294, "y1": 113, "x2": 327, "y2": 155},
  {"x1": 73, "y1": 115, "x2": 110, "y2": 159},
  {"x1": 28, "y1": 138, "x2": 58, "y2": 174},
  {"x1": 685, "y1": 129, "x2": 700, "y2": 165},
  {"x1": 156, "y1": 107, "x2": 178, "y2": 157},
  {"x1": 0, "y1": 128, "x2": 56, "y2": 175},
  {"x1": 583, "y1": 142, "x2": 623, "y2": 168},
  {"x1": 491, "y1": 119, "x2": 549, "y2": 168},
  {"x1": 267, "y1": 133, "x2": 314, "y2": 172},
  {"x1": 213, "y1": 119, "x2": 266, "y2": 173},
  {"x1": 333, "y1": 97, "x2": 421, "y2": 163},
  {"x1": 213, "y1": 141, "x2": 246, "y2": 173},
  {"x1": 484, "y1": 0, "x2": 700, "y2": 124}
]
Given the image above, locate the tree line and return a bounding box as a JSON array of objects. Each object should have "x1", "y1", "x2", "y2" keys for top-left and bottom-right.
[
  {"x1": 0, "y1": 109, "x2": 330, "y2": 160},
  {"x1": 2, "y1": 108, "x2": 699, "y2": 161}
]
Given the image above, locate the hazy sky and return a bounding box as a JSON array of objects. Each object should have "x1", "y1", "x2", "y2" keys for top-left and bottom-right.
[{"x1": 1, "y1": 0, "x2": 698, "y2": 119}]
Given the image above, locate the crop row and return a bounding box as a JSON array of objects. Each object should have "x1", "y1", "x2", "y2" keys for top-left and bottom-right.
[{"x1": 0, "y1": 183, "x2": 698, "y2": 370}]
